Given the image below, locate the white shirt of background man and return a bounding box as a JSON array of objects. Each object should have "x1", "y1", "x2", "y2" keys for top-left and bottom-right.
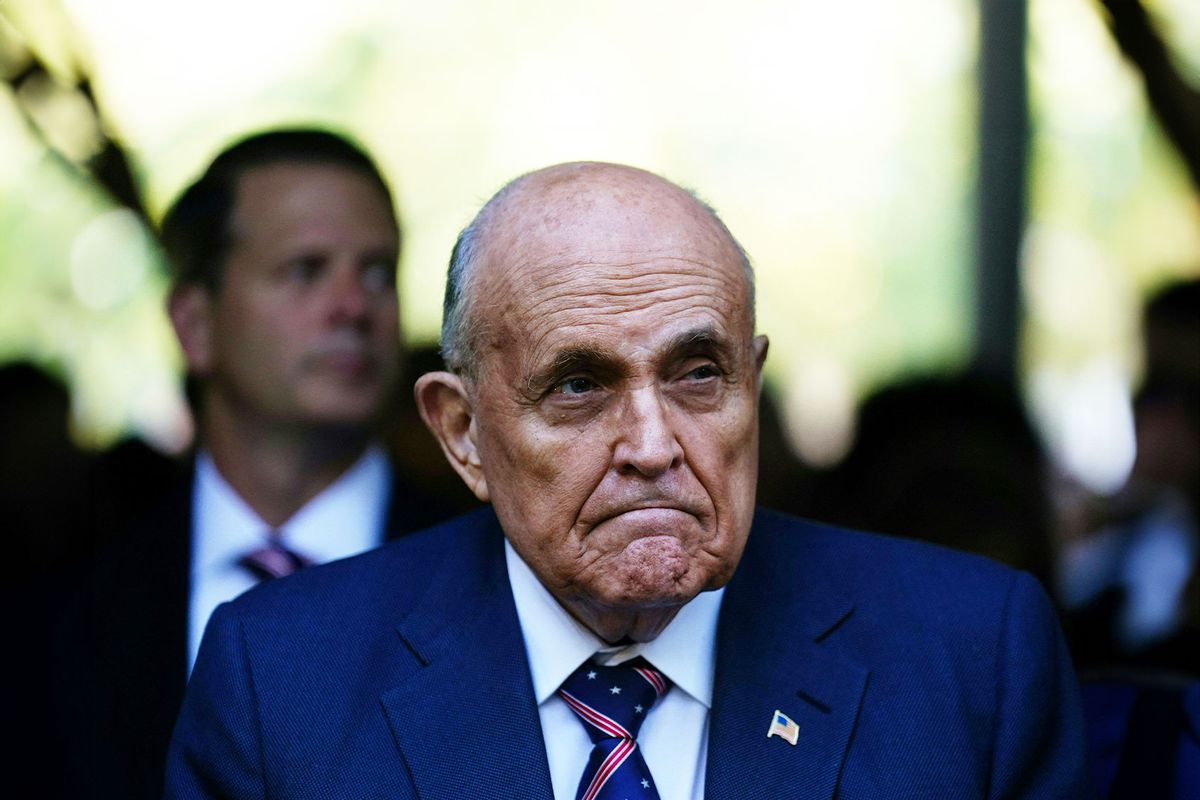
[{"x1": 188, "y1": 446, "x2": 392, "y2": 672}]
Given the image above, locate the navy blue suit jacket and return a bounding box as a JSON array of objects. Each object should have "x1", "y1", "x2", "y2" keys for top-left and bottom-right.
[{"x1": 166, "y1": 508, "x2": 1090, "y2": 798}]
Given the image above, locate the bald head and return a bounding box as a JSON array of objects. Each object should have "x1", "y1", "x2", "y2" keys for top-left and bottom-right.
[{"x1": 440, "y1": 162, "x2": 754, "y2": 378}]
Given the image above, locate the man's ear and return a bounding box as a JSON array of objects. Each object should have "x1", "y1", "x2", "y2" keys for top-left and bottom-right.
[
  {"x1": 415, "y1": 371, "x2": 490, "y2": 502},
  {"x1": 168, "y1": 284, "x2": 214, "y2": 375},
  {"x1": 752, "y1": 334, "x2": 769, "y2": 379}
]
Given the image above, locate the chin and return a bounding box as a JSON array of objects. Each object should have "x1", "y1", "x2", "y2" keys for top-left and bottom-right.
[
  {"x1": 299, "y1": 393, "x2": 387, "y2": 426},
  {"x1": 615, "y1": 582, "x2": 700, "y2": 612},
  {"x1": 603, "y1": 536, "x2": 707, "y2": 607}
]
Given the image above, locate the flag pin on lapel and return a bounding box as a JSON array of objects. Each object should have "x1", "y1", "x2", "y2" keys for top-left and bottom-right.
[{"x1": 767, "y1": 709, "x2": 799, "y2": 745}]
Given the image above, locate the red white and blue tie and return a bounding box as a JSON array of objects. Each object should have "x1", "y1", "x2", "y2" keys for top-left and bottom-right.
[{"x1": 558, "y1": 657, "x2": 671, "y2": 800}]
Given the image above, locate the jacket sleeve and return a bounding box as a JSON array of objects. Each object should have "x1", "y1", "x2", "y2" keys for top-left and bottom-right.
[
  {"x1": 163, "y1": 602, "x2": 265, "y2": 800},
  {"x1": 988, "y1": 570, "x2": 1093, "y2": 799}
]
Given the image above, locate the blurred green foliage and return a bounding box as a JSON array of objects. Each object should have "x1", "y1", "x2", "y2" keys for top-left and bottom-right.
[{"x1": 0, "y1": 0, "x2": 1195, "y2": 483}]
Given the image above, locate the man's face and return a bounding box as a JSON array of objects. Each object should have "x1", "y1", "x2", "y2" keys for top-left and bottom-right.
[
  {"x1": 463, "y1": 167, "x2": 766, "y2": 641},
  {"x1": 183, "y1": 162, "x2": 401, "y2": 429}
]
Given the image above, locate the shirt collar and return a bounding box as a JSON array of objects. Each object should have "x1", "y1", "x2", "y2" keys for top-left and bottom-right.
[
  {"x1": 505, "y1": 538, "x2": 724, "y2": 709},
  {"x1": 284, "y1": 445, "x2": 391, "y2": 562},
  {"x1": 193, "y1": 445, "x2": 391, "y2": 570},
  {"x1": 193, "y1": 451, "x2": 263, "y2": 573}
]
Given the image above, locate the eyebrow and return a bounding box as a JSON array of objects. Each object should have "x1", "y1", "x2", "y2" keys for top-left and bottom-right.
[
  {"x1": 521, "y1": 325, "x2": 738, "y2": 395},
  {"x1": 661, "y1": 326, "x2": 737, "y2": 366},
  {"x1": 522, "y1": 344, "x2": 618, "y2": 396}
]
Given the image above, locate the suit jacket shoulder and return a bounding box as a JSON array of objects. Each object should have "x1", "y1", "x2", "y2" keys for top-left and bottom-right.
[
  {"x1": 168, "y1": 507, "x2": 554, "y2": 799},
  {"x1": 707, "y1": 509, "x2": 1089, "y2": 799}
]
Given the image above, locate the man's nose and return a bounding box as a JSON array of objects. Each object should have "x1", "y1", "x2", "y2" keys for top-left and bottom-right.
[
  {"x1": 327, "y1": 263, "x2": 371, "y2": 325},
  {"x1": 614, "y1": 386, "x2": 684, "y2": 478}
]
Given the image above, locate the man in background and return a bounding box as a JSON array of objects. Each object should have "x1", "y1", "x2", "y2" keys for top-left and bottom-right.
[
  {"x1": 44, "y1": 129, "x2": 456, "y2": 799},
  {"x1": 1061, "y1": 277, "x2": 1200, "y2": 675}
]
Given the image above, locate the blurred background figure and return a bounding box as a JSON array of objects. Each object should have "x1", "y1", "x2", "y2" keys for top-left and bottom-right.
[
  {"x1": 1080, "y1": 678, "x2": 1200, "y2": 799},
  {"x1": 753, "y1": 384, "x2": 815, "y2": 518},
  {"x1": 1060, "y1": 277, "x2": 1200, "y2": 677},
  {"x1": 1, "y1": 362, "x2": 92, "y2": 583},
  {"x1": 41, "y1": 128, "x2": 463, "y2": 800},
  {"x1": 805, "y1": 372, "x2": 1057, "y2": 589},
  {"x1": 2, "y1": 361, "x2": 179, "y2": 587}
]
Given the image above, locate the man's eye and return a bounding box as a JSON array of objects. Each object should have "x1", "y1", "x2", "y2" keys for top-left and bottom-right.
[
  {"x1": 556, "y1": 377, "x2": 596, "y2": 396},
  {"x1": 285, "y1": 256, "x2": 324, "y2": 283},
  {"x1": 360, "y1": 260, "x2": 396, "y2": 293},
  {"x1": 685, "y1": 364, "x2": 719, "y2": 380}
]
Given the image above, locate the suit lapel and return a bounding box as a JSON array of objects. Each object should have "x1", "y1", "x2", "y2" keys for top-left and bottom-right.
[
  {"x1": 379, "y1": 514, "x2": 554, "y2": 799},
  {"x1": 706, "y1": 514, "x2": 868, "y2": 799}
]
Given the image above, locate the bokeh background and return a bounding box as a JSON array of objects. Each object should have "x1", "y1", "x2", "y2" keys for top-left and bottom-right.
[{"x1": 1, "y1": 0, "x2": 1197, "y2": 497}]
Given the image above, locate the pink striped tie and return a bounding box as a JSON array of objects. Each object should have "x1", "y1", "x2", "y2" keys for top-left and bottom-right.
[{"x1": 237, "y1": 531, "x2": 313, "y2": 582}]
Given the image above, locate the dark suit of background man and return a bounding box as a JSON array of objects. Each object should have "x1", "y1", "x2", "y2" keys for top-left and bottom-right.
[
  {"x1": 42, "y1": 130, "x2": 456, "y2": 800},
  {"x1": 167, "y1": 162, "x2": 1090, "y2": 798}
]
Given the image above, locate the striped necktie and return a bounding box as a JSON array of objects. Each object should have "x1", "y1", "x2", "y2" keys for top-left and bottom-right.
[
  {"x1": 237, "y1": 530, "x2": 313, "y2": 582},
  {"x1": 558, "y1": 656, "x2": 671, "y2": 800}
]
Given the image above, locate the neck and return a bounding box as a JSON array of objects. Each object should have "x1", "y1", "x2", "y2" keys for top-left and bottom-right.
[
  {"x1": 565, "y1": 598, "x2": 685, "y2": 645},
  {"x1": 200, "y1": 397, "x2": 374, "y2": 528}
]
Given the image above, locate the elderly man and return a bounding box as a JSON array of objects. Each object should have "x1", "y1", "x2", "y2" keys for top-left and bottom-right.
[{"x1": 166, "y1": 163, "x2": 1088, "y2": 798}]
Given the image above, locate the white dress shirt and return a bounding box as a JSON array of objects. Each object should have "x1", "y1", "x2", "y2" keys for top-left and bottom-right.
[
  {"x1": 505, "y1": 540, "x2": 724, "y2": 800},
  {"x1": 188, "y1": 446, "x2": 392, "y2": 672}
]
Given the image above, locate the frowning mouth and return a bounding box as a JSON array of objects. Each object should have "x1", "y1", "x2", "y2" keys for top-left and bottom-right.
[{"x1": 591, "y1": 505, "x2": 699, "y2": 537}]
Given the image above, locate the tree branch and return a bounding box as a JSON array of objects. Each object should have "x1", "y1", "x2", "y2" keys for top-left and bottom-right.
[
  {"x1": 1098, "y1": 0, "x2": 1200, "y2": 191},
  {"x1": 2, "y1": 41, "x2": 150, "y2": 226}
]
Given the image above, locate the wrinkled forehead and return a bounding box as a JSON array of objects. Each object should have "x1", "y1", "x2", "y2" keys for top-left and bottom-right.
[
  {"x1": 490, "y1": 166, "x2": 731, "y2": 255},
  {"x1": 476, "y1": 166, "x2": 752, "y2": 329}
]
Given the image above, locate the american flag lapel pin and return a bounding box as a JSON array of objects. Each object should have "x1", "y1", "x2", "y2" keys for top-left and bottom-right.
[{"x1": 766, "y1": 709, "x2": 799, "y2": 746}]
